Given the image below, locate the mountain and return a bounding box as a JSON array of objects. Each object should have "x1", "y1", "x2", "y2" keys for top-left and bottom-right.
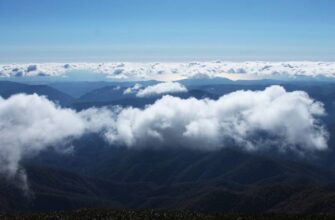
[
  {"x1": 48, "y1": 80, "x2": 160, "y2": 98},
  {"x1": 1, "y1": 146, "x2": 334, "y2": 213},
  {"x1": 33, "y1": 135, "x2": 335, "y2": 186},
  {"x1": 8, "y1": 134, "x2": 332, "y2": 213},
  {"x1": 4, "y1": 209, "x2": 335, "y2": 220},
  {"x1": 73, "y1": 85, "x2": 217, "y2": 110},
  {"x1": 77, "y1": 85, "x2": 133, "y2": 102},
  {"x1": 0, "y1": 164, "x2": 154, "y2": 212},
  {"x1": 0, "y1": 81, "x2": 74, "y2": 107},
  {"x1": 1, "y1": 80, "x2": 335, "y2": 213},
  {"x1": 48, "y1": 81, "x2": 114, "y2": 98}
]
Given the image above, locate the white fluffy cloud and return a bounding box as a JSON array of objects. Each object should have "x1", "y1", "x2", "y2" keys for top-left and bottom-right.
[
  {"x1": 0, "y1": 86, "x2": 329, "y2": 186},
  {"x1": 1, "y1": 62, "x2": 335, "y2": 80},
  {"x1": 136, "y1": 82, "x2": 187, "y2": 97},
  {"x1": 122, "y1": 82, "x2": 187, "y2": 97},
  {"x1": 0, "y1": 94, "x2": 85, "y2": 188},
  {"x1": 0, "y1": 63, "x2": 69, "y2": 77},
  {"x1": 99, "y1": 86, "x2": 328, "y2": 153}
]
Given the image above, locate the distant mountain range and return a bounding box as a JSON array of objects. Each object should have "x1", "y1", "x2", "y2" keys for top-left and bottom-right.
[
  {"x1": 48, "y1": 80, "x2": 160, "y2": 98},
  {"x1": 0, "y1": 81, "x2": 74, "y2": 106}
]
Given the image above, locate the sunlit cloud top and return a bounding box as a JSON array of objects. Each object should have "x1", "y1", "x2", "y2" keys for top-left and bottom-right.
[{"x1": 1, "y1": 61, "x2": 335, "y2": 81}]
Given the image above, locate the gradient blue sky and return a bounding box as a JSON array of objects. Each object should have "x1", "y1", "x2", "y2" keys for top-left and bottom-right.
[{"x1": 0, "y1": 0, "x2": 334, "y2": 62}]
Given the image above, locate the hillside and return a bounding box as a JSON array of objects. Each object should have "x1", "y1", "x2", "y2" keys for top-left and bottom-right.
[
  {"x1": 2, "y1": 209, "x2": 335, "y2": 220},
  {"x1": 14, "y1": 137, "x2": 335, "y2": 213}
]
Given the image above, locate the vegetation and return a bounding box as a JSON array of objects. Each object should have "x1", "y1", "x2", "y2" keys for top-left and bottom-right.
[{"x1": 2, "y1": 209, "x2": 335, "y2": 220}]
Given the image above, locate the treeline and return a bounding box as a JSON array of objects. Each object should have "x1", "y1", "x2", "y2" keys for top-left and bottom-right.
[{"x1": 1, "y1": 209, "x2": 335, "y2": 220}]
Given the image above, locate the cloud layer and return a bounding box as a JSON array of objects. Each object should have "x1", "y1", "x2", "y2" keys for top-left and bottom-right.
[
  {"x1": 0, "y1": 86, "x2": 329, "y2": 185},
  {"x1": 1, "y1": 62, "x2": 335, "y2": 80}
]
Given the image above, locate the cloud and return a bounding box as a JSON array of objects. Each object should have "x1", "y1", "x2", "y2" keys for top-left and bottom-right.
[
  {"x1": 1, "y1": 62, "x2": 335, "y2": 80},
  {"x1": 0, "y1": 63, "x2": 68, "y2": 77},
  {"x1": 123, "y1": 83, "x2": 143, "y2": 94},
  {"x1": 0, "y1": 94, "x2": 85, "y2": 188},
  {"x1": 136, "y1": 82, "x2": 187, "y2": 97},
  {"x1": 99, "y1": 86, "x2": 328, "y2": 153},
  {"x1": 0, "y1": 86, "x2": 329, "y2": 188}
]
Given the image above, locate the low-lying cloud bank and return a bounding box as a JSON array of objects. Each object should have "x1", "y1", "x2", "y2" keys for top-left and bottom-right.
[
  {"x1": 0, "y1": 86, "x2": 329, "y2": 184},
  {"x1": 1, "y1": 62, "x2": 335, "y2": 80}
]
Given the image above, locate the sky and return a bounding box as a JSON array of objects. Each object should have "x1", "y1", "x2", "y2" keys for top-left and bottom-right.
[{"x1": 0, "y1": 0, "x2": 335, "y2": 62}]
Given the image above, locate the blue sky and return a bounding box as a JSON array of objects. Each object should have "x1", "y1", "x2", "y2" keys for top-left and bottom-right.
[{"x1": 0, "y1": 0, "x2": 334, "y2": 62}]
